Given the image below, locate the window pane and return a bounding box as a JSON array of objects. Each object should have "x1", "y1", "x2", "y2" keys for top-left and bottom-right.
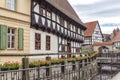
[
  {"x1": 35, "y1": 33, "x2": 41, "y2": 50},
  {"x1": 46, "y1": 35, "x2": 50, "y2": 50},
  {"x1": 8, "y1": 28, "x2": 10, "y2": 33},
  {"x1": 52, "y1": 12, "x2": 56, "y2": 21},
  {"x1": 6, "y1": 0, "x2": 16, "y2": 10},
  {"x1": 62, "y1": 45, "x2": 65, "y2": 52},
  {"x1": 7, "y1": 28, "x2": 15, "y2": 49},
  {"x1": 11, "y1": 42, "x2": 14, "y2": 48},
  {"x1": 8, "y1": 42, "x2": 10, "y2": 48},
  {"x1": 12, "y1": 36, "x2": 15, "y2": 42},
  {"x1": 12, "y1": 29, "x2": 15, "y2": 34},
  {"x1": 8, "y1": 35, "x2": 10, "y2": 42},
  {"x1": 47, "y1": 11, "x2": 51, "y2": 19},
  {"x1": 41, "y1": 8, "x2": 46, "y2": 16}
]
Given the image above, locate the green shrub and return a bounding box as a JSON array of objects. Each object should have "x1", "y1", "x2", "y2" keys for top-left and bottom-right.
[
  {"x1": 0, "y1": 61, "x2": 20, "y2": 71},
  {"x1": 82, "y1": 50, "x2": 90, "y2": 53}
]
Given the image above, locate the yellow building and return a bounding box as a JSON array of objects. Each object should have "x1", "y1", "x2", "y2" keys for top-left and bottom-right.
[
  {"x1": 0, "y1": 0, "x2": 30, "y2": 63},
  {"x1": 0, "y1": 0, "x2": 87, "y2": 63}
]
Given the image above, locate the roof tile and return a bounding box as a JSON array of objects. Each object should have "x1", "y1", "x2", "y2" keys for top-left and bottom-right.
[
  {"x1": 46, "y1": 0, "x2": 86, "y2": 27},
  {"x1": 84, "y1": 21, "x2": 98, "y2": 36},
  {"x1": 93, "y1": 42, "x2": 113, "y2": 46},
  {"x1": 112, "y1": 32, "x2": 120, "y2": 42}
]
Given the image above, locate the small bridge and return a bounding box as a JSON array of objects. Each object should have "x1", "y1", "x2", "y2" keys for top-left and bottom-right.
[
  {"x1": 97, "y1": 52, "x2": 120, "y2": 65},
  {"x1": 92, "y1": 52, "x2": 120, "y2": 80}
]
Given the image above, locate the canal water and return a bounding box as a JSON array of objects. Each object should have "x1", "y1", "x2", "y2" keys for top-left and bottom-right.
[{"x1": 92, "y1": 65, "x2": 119, "y2": 80}]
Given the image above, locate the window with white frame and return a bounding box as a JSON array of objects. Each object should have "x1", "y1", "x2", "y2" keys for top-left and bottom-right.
[
  {"x1": 6, "y1": 0, "x2": 16, "y2": 10},
  {"x1": 8, "y1": 28, "x2": 16, "y2": 49}
]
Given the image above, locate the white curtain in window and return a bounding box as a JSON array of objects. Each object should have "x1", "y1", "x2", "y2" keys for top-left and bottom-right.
[{"x1": 7, "y1": 0, "x2": 16, "y2": 10}]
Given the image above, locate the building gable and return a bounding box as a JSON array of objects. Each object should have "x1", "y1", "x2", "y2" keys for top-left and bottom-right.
[
  {"x1": 92, "y1": 23, "x2": 103, "y2": 38},
  {"x1": 92, "y1": 22, "x2": 103, "y2": 43},
  {"x1": 84, "y1": 21, "x2": 97, "y2": 37},
  {"x1": 84, "y1": 21, "x2": 103, "y2": 45}
]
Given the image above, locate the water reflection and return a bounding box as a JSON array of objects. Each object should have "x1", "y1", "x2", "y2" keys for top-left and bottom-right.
[{"x1": 92, "y1": 65, "x2": 118, "y2": 80}]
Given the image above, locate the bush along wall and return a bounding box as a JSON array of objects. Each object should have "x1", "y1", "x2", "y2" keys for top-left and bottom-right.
[
  {"x1": 0, "y1": 52, "x2": 98, "y2": 70},
  {"x1": 0, "y1": 61, "x2": 20, "y2": 71},
  {"x1": 29, "y1": 52, "x2": 98, "y2": 68}
]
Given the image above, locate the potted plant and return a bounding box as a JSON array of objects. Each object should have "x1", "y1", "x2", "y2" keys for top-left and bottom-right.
[
  {"x1": 59, "y1": 58, "x2": 65, "y2": 64},
  {"x1": 67, "y1": 58, "x2": 76, "y2": 62},
  {"x1": 51, "y1": 59, "x2": 59, "y2": 65},
  {"x1": 76, "y1": 57, "x2": 82, "y2": 61},
  {"x1": 0, "y1": 61, "x2": 20, "y2": 71},
  {"x1": 29, "y1": 61, "x2": 39, "y2": 68}
]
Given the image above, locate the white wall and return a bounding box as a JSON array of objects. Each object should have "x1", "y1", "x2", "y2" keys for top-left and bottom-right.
[
  {"x1": 93, "y1": 46, "x2": 113, "y2": 53},
  {"x1": 92, "y1": 24, "x2": 103, "y2": 44},
  {"x1": 30, "y1": 28, "x2": 58, "y2": 59}
]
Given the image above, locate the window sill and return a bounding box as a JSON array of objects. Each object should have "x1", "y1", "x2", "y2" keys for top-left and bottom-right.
[
  {"x1": 0, "y1": 7, "x2": 30, "y2": 16},
  {"x1": 7, "y1": 48, "x2": 16, "y2": 50}
]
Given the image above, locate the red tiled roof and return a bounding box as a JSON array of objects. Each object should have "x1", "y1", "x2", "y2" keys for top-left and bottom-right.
[
  {"x1": 93, "y1": 42, "x2": 113, "y2": 46},
  {"x1": 84, "y1": 21, "x2": 98, "y2": 37},
  {"x1": 112, "y1": 32, "x2": 120, "y2": 42},
  {"x1": 46, "y1": 0, "x2": 86, "y2": 28}
]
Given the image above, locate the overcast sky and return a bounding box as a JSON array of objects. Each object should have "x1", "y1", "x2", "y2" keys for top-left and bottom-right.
[{"x1": 68, "y1": 0, "x2": 120, "y2": 34}]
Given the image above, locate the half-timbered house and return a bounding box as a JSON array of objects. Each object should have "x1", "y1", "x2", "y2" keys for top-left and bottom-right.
[
  {"x1": 112, "y1": 32, "x2": 120, "y2": 51},
  {"x1": 84, "y1": 21, "x2": 103, "y2": 45},
  {"x1": 30, "y1": 0, "x2": 86, "y2": 58},
  {"x1": 83, "y1": 21, "x2": 103, "y2": 50}
]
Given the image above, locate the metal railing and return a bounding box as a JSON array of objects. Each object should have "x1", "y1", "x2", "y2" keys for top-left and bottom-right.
[
  {"x1": 97, "y1": 52, "x2": 120, "y2": 64},
  {"x1": 92, "y1": 52, "x2": 120, "y2": 80},
  {"x1": 0, "y1": 62, "x2": 98, "y2": 80},
  {"x1": 0, "y1": 53, "x2": 98, "y2": 80},
  {"x1": 97, "y1": 52, "x2": 120, "y2": 58}
]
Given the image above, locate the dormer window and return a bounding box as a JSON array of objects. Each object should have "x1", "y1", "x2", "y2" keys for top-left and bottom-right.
[{"x1": 6, "y1": 0, "x2": 16, "y2": 10}]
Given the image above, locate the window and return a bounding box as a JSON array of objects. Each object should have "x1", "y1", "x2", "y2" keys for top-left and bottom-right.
[
  {"x1": 8, "y1": 28, "x2": 15, "y2": 49},
  {"x1": 73, "y1": 26, "x2": 75, "y2": 32},
  {"x1": 76, "y1": 48, "x2": 80, "y2": 53},
  {"x1": 67, "y1": 23, "x2": 70, "y2": 30},
  {"x1": 46, "y1": 35, "x2": 50, "y2": 50},
  {"x1": 41, "y1": 8, "x2": 46, "y2": 16},
  {"x1": 62, "y1": 45, "x2": 65, "y2": 52},
  {"x1": 95, "y1": 31, "x2": 99, "y2": 34},
  {"x1": 35, "y1": 33, "x2": 41, "y2": 50},
  {"x1": 75, "y1": 27, "x2": 78, "y2": 33},
  {"x1": 60, "y1": 17, "x2": 64, "y2": 26},
  {"x1": 6, "y1": 0, "x2": 16, "y2": 10},
  {"x1": 57, "y1": 15, "x2": 60, "y2": 24},
  {"x1": 64, "y1": 20, "x2": 67, "y2": 28},
  {"x1": 47, "y1": 11, "x2": 51, "y2": 19},
  {"x1": 52, "y1": 12, "x2": 56, "y2": 21}
]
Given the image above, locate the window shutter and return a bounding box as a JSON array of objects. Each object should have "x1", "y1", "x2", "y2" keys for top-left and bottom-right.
[
  {"x1": 18, "y1": 28, "x2": 24, "y2": 50},
  {"x1": 0, "y1": 25, "x2": 7, "y2": 50}
]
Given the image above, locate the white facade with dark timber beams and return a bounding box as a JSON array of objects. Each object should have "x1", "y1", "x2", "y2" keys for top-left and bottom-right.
[
  {"x1": 84, "y1": 21, "x2": 103, "y2": 45},
  {"x1": 30, "y1": 0, "x2": 86, "y2": 57},
  {"x1": 92, "y1": 23, "x2": 103, "y2": 44}
]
